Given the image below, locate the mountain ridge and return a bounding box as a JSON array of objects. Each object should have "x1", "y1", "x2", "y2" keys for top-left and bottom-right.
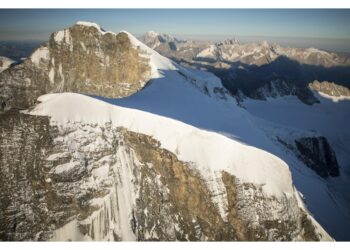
[{"x1": 0, "y1": 21, "x2": 345, "y2": 241}]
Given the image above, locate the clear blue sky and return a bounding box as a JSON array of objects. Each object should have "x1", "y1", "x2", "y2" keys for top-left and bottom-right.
[{"x1": 1, "y1": 9, "x2": 350, "y2": 51}]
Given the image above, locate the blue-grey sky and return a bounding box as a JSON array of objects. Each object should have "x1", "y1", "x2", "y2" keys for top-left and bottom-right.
[{"x1": 1, "y1": 9, "x2": 350, "y2": 52}]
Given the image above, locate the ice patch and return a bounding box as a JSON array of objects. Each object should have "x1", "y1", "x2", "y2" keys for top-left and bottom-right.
[
  {"x1": 54, "y1": 30, "x2": 65, "y2": 43},
  {"x1": 80, "y1": 42, "x2": 86, "y2": 51},
  {"x1": 30, "y1": 46, "x2": 50, "y2": 66},
  {"x1": 54, "y1": 161, "x2": 80, "y2": 174},
  {"x1": 46, "y1": 152, "x2": 69, "y2": 161},
  {"x1": 49, "y1": 67, "x2": 55, "y2": 84}
]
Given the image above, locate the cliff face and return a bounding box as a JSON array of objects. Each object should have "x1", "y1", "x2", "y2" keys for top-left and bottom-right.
[
  {"x1": 0, "y1": 22, "x2": 151, "y2": 110},
  {"x1": 249, "y1": 79, "x2": 319, "y2": 105},
  {"x1": 295, "y1": 137, "x2": 340, "y2": 178},
  {"x1": 0, "y1": 111, "x2": 325, "y2": 241}
]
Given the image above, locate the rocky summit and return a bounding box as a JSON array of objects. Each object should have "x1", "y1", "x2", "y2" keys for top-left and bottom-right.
[{"x1": 0, "y1": 22, "x2": 151, "y2": 111}]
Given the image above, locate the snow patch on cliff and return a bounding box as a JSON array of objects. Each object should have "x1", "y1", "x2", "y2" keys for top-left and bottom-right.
[{"x1": 30, "y1": 46, "x2": 50, "y2": 66}]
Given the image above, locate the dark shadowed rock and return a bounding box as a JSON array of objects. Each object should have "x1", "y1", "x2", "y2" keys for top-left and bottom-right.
[{"x1": 295, "y1": 136, "x2": 340, "y2": 178}]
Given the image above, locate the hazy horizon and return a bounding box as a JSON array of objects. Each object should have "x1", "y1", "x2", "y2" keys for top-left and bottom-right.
[{"x1": 1, "y1": 9, "x2": 350, "y2": 52}]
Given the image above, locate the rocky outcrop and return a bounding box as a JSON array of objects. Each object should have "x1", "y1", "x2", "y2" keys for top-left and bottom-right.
[
  {"x1": 0, "y1": 111, "x2": 328, "y2": 241},
  {"x1": 0, "y1": 22, "x2": 151, "y2": 110},
  {"x1": 309, "y1": 80, "x2": 350, "y2": 97},
  {"x1": 250, "y1": 79, "x2": 319, "y2": 105},
  {"x1": 250, "y1": 79, "x2": 297, "y2": 99},
  {"x1": 295, "y1": 137, "x2": 340, "y2": 178}
]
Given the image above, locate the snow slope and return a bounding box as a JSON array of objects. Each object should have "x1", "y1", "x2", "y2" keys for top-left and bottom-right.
[
  {"x1": 30, "y1": 92, "x2": 292, "y2": 198},
  {"x1": 243, "y1": 94, "x2": 350, "y2": 240}
]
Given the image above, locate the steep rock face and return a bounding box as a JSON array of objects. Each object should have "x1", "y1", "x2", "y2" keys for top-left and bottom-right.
[
  {"x1": 0, "y1": 111, "x2": 328, "y2": 241},
  {"x1": 295, "y1": 137, "x2": 340, "y2": 178},
  {"x1": 0, "y1": 22, "x2": 151, "y2": 110},
  {"x1": 0, "y1": 110, "x2": 57, "y2": 240},
  {"x1": 250, "y1": 79, "x2": 296, "y2": 99}
]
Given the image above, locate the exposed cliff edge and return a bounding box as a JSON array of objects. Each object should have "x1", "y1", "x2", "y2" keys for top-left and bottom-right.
[
  {"x1": 0, "y1": 22, "x2": 151, "y2": 110},
  {"x1": 295, "y1": 137, "x2": 340, "y2": 178}
]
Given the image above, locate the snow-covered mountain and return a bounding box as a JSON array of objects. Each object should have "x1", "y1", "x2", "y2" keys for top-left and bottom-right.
[
  {"x1": 139, "y1": 31, "x2": 210, "y2": 63},
  {"x1": 195, "y1": 40, "x2": 350, "y2": 67},
  {"x1": 194, "y1": 40, "x2": 350, "y2": 103},
  {"x1": 139, "y1": 30, "x2": 180, "y2": 50},
  {"x1": 144, "y1": 34, "x2": 350, "y2": 105},
  {"x1": 1, "y1": 21, "x2": 348, "y2": 241}
]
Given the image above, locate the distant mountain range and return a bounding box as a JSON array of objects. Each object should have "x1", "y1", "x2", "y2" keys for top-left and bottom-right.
[{"x1": 139, "y1": 31, "x2": 350, "y2": 105}]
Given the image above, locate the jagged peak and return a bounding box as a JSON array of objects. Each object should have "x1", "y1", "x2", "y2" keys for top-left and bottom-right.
[{"x1": 216, "y1": 38, "x2": 240, "y2": 46}]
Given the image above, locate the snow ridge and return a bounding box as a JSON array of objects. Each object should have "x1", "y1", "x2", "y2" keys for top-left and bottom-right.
[{"x1": 29, "y1": 92, "x2": 293, "y2": 198}]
